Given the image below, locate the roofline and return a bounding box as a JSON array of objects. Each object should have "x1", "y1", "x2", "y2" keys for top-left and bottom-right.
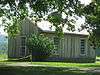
[
  {"x1": 24, "y1": 18, "x2": 89, "y2": 36},
  {"x1": 40, "y1": 30, "x2": 89, "y2": 36}
]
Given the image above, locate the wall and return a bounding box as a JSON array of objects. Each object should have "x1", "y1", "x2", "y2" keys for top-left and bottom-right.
[
  {"x1": 42, "y1": 32, "x2": 95, "y2": 62},
  {"x1": 8, "y1": 18, "x2": 39, "y2": 58},
  {"x1": 8, "y1": 18, "x2": 96, "y2": 62}
]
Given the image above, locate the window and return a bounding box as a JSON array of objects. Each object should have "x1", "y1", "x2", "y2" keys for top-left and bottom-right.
[
  {"x1": 20, "y1": 36, "x2": 26, "y2": 56},
  {"x1": 80, "y1": 39, "x2": 86, "y2": 55},
  {"x1": 53, "y1": 37, "x2": 60, "y2": 56},
  {"x1": 21, "y1": 36, "x2": 26, "y2": 46},
  {"x1": 20, "y1": 46, "x2": 26, "y2": 56},
  {"x1": 54, "y1": 37, "x2": 60, "y2": 50}
]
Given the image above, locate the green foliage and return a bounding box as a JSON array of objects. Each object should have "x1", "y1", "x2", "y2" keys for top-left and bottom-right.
[
  {"x1": 83, "y1": 0, "x2": 100, "y2": 48},
  {"x1": 0, "y1": 54, "x2": 7, "y2": 60},
  {"x1": 0, "y1": 0, "x2": 84, "y2": 37},
  {"x1": 5, "y1": 17, "x2": 20, "y2": 37},
  {"x1": 27, "y1": 33, "x2": 55, "y2": 61}
]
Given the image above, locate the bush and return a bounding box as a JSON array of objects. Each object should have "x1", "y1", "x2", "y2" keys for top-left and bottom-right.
[{"x1": 27, "y1": 33, "x2": 55, "y2": 61}]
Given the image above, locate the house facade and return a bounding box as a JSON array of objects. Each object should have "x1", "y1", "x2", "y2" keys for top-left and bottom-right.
[{"x1": 8, "y1": 18, "x2": 96, "y2": 62}]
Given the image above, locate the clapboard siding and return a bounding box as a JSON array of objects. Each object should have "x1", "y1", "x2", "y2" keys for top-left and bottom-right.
[
  {"x1": 8, "y1": 18, "x2": 96, "y2": 62},
  {"x1": 8, "y1": 37, "x2": 16, "y2": 58},
  {"x1": 19, "y1": 18, "x2": 39, "y2": 57},
  {"x1": 42, "y1": 33, "x2": 92, "y2": 59},
  {"x1": 8, "y1": 18, "x2": 39, "y2": 58},
  {"x1": 21, "y1": 18, "x2": 38, "y2": 35}
]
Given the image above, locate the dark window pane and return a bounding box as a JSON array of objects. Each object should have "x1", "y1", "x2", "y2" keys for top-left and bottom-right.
[
  {"x1": 54, "y1": 37, "x2": 60, "y2": 51},
  {"x1": 80, "y1": 39, "x2": 85, "y2": 54},
  {"x1": 20, "y1": 46, "x2": 26, "y2": 56},
  {"x1": 21, "y1": 36, "x2": 26, "y2": 46},
  {"x1": 54, "y1": 37, "x2": 60, "y2": 45}
]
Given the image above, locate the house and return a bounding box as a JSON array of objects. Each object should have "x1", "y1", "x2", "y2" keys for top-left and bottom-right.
[
  {"x1": 8, "y1": 18, "x2": 96, "y2": 62},
  {"x1": 96, "y1": 48, "x2": 100, "y2": 56}
]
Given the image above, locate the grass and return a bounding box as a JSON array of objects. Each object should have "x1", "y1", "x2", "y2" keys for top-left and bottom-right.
[
  {"x1": 1, "y1": 60, "x2": 100, "y2": 68},
  {"x1": 0, "y1": 56, "x2": 100, "y2": 75},
  {"x1": 31, "y1": 62, "x2": 97, "y2": 68},
  {"x1": 0, "y1": 61, "x2": 100, "y2": 75},
  {"x1": 96, "y1": 56, "x2": 100, "y2": 59},
  {"x1": 0, "y1": 62, "x2": 100, "y2": 75},
  {"x1": 0, "y1": 66, "x2": 93, "y2": 75},
  {"x1": 0, "y1": 61, "x2": 100, "y2": 68},
  {"x1": 0, "y1": 54, "x2": 7, "y2": 60}
]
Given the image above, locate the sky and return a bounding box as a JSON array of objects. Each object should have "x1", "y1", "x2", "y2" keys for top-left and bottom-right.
[
  {"x1": 80, "y1": 0, "x2": 91, "y2": 5},
  {"x1": 0, "y1": 0, "x2": 91, "y2": 36}
]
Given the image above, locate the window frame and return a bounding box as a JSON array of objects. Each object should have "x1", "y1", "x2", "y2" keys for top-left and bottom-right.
[
  {"x1": 53, "y1": 37, "x2": 60, "y2": 50},
  {"x1": 80, "y1": 38, "x2": 86, "y2": 55},
  {"x1": 53, "y1": 37, "x2": 60, "y2": 55},
  {"x1": 20, "y1": 36, "x2": 27, "y2": 56}
]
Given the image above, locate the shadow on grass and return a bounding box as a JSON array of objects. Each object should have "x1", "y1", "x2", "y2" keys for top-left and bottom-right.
[
  {"x1": 0, "y1": 66, "x2": 100, "y2": 75},
  {"x1": 0, "y1": 59, "x2": 100, "y2": 75},
  {"x1": 1, "y1": 59, "x2": 100, "y2": 68}
]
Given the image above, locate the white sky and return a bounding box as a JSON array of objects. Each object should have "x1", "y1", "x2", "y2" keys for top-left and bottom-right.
[
  {"x1": 80, "y1": 0, "x2": 91, "y2": 5},
  {"x1": 0, "y1": 0, "x2": 91, "y2": 35}
]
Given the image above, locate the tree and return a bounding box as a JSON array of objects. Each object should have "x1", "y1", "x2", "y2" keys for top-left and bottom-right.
[
  {"x1": 27, "y1": 33, "x2": 55, "y2": 61},
  {"x1": 0, "y1": 0, "x2": 84, "y2": 37},
  {"x1": 83, "y1": 0, "x2": 100, "y2": 48}
]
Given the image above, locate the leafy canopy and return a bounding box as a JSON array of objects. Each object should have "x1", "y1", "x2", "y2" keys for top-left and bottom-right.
[
  {"x1": 83, "y1": 0, "x2": 100, "y2": 48},
  {"x1": 0, "y1": 0, "x2": 84, "y2": 37}
]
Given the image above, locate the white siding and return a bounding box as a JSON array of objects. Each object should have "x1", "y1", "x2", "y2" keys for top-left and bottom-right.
[{"x1": 8, "y1": 18, "x2": 96, "y2": 60}]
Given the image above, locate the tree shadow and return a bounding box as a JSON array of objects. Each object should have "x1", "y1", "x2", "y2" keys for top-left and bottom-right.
[{"x1": 0, "y1": 65, "x2": 100, "y2": 75}]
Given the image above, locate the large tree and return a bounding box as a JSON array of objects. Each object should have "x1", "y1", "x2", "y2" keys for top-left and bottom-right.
[
  {"x1": 83, "y1": 0, "x2": 100, "y2": 48},
  {"x1": 0, "y1": 0, "x2": 84, "y2": 37}
]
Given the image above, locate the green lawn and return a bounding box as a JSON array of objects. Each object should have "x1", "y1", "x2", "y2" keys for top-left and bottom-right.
[
  {"x1": 0, "y1": 66, "x2": 93, "y2": 75},
  {"x1": 0, "y1": 56, "x2": 100, "y2": 75},
  {"x1": 0, "y1": 61, "x2": 100, "y2": 75},
  {"x1": 1, "y1": 61, "x2": 100, "y2": 68},
  {"x1": 96, "y1": 56, "x2": 100, "y2": 59},
  {"x1": 31, "y1": 62, "x2": 100, "y2": 68},
  {"x1": 0, "y1": 54, "x2": 7, "y2": 60}
]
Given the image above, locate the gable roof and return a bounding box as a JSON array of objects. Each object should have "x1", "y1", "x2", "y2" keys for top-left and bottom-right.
[
  {"x1": 25, "y1": 18, "x2": 89, "y2": 36},
  {"x1": 37, "y1": 21, "x2": 89, "y2": 36}
]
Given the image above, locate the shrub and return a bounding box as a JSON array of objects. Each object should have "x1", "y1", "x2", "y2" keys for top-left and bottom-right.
[{"x1": 27, "y1": 33, "x2": 55, "y2": 61}]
